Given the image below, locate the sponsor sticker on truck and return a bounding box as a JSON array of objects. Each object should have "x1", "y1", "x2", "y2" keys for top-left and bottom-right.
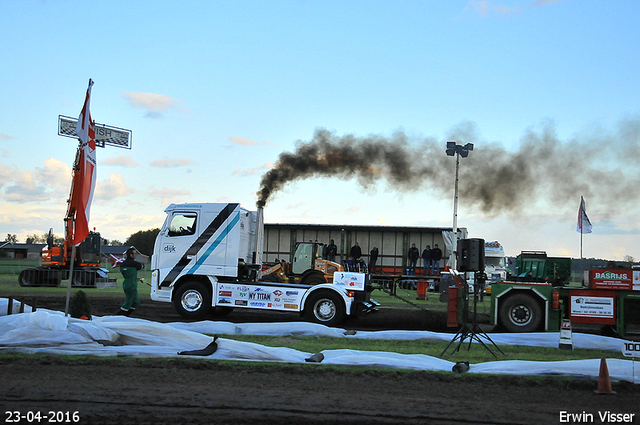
[
  {"x1": 333, "y1": 272, "x2": 366, "y2": 291},
  {"x1": 216, "y1": 283, "x2": 304, "y2": 311}
]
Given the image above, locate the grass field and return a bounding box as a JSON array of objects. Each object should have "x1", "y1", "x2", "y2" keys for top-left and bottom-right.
[
  {"x1": 0, "y1": 259, "x2": 153, "y2": 297},
  {"x1": 0, "y1": 266, "x2": 483, "y2": 314},
  {"x1": 0, "y1": 259, "x2": 460, "y2": 310},
  {"x1": 0, "y1": 259, "x2": 629, "y2": 365},
  {"x1": 222, "y1": 334, "x2": 628, "y2": 363}
]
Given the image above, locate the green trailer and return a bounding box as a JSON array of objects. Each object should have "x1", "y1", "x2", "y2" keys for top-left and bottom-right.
[
  {"x1": 490, "y1": 252, "x2": 640, "y2": 336},
  {"x1": 514, "y1": 251, "x2": 571, "y2": 285},
  {"x1": 491, "y1": 281, "x2": 563, "y2": 333}
]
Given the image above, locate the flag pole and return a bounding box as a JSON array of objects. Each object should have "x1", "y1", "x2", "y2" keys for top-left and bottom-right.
[
  {"x1": 65, "y1": 244, "x2": 76, "y2": 316},
  {"x1": 580, "y1": 223, "x2": 583, "y2": 260}
]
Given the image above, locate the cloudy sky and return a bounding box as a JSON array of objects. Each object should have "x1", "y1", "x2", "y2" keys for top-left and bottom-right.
[{"x1": 1, "y1": 0, "x2": 639, "y2": 260}]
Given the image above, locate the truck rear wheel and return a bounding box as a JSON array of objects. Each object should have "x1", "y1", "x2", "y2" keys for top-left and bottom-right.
[
  {"x1": 173, "y1": 281, "x2": 211, "y2": 320},
  {"x1": 499, "y1": 293, "x2": 542, "y2": 332},
  {"x1": 305, "y1": 291, "x2": 345, "y2": 327}
]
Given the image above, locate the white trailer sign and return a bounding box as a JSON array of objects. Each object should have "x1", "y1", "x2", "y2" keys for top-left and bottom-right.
[{"x1": 570, "y1": 295, "x2": 614, "y2": 319}]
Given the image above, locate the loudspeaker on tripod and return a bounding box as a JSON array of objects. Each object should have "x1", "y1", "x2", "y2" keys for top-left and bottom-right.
[{"x1": 457, "y1": 238, "x2": 485, "y2": 272}]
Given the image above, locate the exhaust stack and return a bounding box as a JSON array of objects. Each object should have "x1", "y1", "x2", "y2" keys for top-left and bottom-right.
[{"x1": 255, "y1": 206, "x2": 264, "y2": 279}]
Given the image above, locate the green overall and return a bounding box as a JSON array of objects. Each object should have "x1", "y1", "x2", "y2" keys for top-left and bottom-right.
[{"x1": 120, "y1": 266, "x2": 140, "y2": 311}]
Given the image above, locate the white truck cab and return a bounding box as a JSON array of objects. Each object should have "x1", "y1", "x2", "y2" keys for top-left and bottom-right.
[
  {"x1": 463, "y1": 240, "x2": 506, "y2": 294},
  {"x1": 484, "y1": 241, "x2": 507, "y2": 284},
  {"x1": 150, "y1": 203, "x2": 376, "y2": 324}
]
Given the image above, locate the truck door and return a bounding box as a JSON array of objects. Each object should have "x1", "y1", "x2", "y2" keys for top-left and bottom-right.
[
  {"x1": 292, "y1": 242, "x2": 314, "y2": 274},
  {"x1": 155, "y1": 211, "x2": 198, "y2": 282}
]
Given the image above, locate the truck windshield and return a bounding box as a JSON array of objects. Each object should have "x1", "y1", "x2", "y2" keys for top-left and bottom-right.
[{"x1": 485, "y1": 257, "x2": 505, "y2": 267}]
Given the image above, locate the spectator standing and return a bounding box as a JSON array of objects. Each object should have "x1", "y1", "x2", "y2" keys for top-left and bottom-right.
[
  {"x1": 431, "y1": 244, "x2": 443, "y2": 276},
  {"x1": 350, "y1": 242, "x2": 362, "y2": 260},
  {"x1": 326, "y1": 239, "x2": 337, "y2": 262},
  {"x1": 369, "y1": 247, "x2": 379, "y2": 273},
  {"x1": 407, "y1": 243, "x2": 419, "y2": 275},
  {"x1": 422, "y1": 245, "x2": 432, "y2": 276}
]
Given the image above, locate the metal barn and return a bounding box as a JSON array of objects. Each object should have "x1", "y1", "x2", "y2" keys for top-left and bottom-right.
[{"x1": 264, "y1": 223, "x2": 468, "y2": 274}]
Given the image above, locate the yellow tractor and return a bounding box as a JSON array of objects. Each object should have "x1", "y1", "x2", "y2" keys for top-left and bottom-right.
[{"x1": 262, "y1": 242, "x2": 343, "y2": 285}]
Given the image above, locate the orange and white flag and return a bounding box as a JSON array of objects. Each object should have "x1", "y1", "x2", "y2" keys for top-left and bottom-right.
[{"x1": 71, "y1": 79, "x2": 97, "y2": 245}]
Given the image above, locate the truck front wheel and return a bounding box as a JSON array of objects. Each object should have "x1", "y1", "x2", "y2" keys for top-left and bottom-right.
[
  {"x1": 173, "y1": 281, "x2": 211, "y2": 320},
  {"x1": 499, "y1": 293, "x2": 542, "y2": 332},
  {"x1": 305, "y1": 291, "x2": 345, "y2": 327}
]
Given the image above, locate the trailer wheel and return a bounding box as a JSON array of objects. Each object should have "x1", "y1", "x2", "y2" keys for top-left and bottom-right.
[
  {"x1": 173, "y1": 281, "x2": 211, "y2": 320},
  {"x1": 305, "y1": 291, "x2": 345, "y2": 327},
  {"x1": 499, "y1": 293, "x2": 542, "y2": 332}
]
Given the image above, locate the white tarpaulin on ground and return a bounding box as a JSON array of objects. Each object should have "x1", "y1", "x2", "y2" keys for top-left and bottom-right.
[{"x1": 0, "y1": 299, "x2": 636, "y2": 382}]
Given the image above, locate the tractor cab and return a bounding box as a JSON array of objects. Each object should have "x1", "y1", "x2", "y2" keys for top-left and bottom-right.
[{"x1": 291, "y1": 242, "x2": 325, "y2": 274}]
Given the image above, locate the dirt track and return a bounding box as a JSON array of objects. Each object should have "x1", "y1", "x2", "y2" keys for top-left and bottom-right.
[{"x1": 1, "y1": 295, "x2": 639, "y2": 425}]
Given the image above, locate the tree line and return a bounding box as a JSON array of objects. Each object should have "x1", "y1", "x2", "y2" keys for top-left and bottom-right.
[{"x1": 4, "y1": 229, "x2": 161, "y2": 257}]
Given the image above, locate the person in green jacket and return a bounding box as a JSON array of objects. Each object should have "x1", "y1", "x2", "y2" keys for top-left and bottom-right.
[{"x1": 118, "y1": 247, "x2": 144, "y2": 316}]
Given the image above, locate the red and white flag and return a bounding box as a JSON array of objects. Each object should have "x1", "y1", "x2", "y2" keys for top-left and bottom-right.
[
  {"x1": 71, "y1": 79, "x2": 97, "y2": 245},
  {"x1": 577, "y1": 196, "x2": 592, "y2": 234}
]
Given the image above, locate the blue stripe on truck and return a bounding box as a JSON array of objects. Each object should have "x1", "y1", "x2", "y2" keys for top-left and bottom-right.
[
  {"x1": 160, "y1": 203, "x2": 238, "y2": 288},
  {"x1": 187, "y1": 212, "x2": 240, "y2": 275}
]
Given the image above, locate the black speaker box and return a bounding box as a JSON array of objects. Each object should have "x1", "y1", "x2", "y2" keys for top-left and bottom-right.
[{"x1": 457, "y1": 238, "x2": 485, "y2": 272}]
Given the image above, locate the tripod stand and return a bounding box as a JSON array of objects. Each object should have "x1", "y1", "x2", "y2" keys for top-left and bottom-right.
[{"x1": 441, "y1": 271, "x2": 504, "y2": 358}]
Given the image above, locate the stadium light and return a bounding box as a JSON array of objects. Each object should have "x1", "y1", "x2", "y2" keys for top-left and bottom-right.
[{"x1": 446, "y1": 141, "x2": 474, "y2": 270}]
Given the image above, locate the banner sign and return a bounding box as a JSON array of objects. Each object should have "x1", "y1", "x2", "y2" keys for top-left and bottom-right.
[
  {"x1": 59, "y1": 115, "x2": 132, "y2": 149},
  {"x1": 587, "y1": 269, "x2": 637, "y2": 291}
]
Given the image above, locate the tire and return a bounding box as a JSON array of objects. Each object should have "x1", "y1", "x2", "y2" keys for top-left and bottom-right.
[
  {"x1": 262, "y1": 273, "x2": 281, "y2": 283},
  {"x1": 19, "y1": 269, "x2": 38, "y2": 287},
  {"x1": 301, "y1": 273, "x2": 326, "y2": 285},
  {"x1": 499, "y1": 293, "x2": 543, "y2": 332},
  {"x1": 305, "y1": 291, "x2": 345, "y2": 327},
  {"x1": 173, "y1": 281, "x2": 211, "y2": 320}
]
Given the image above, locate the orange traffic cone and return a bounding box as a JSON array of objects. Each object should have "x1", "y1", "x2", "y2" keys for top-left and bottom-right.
[{"x1": 595, "y1": 357, "x2": 616, "y2": 395}]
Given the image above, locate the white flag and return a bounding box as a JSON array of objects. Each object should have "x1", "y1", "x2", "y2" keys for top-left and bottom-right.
[{"x1": 577, "y1": 196, "x2": 592, "y2": 234}]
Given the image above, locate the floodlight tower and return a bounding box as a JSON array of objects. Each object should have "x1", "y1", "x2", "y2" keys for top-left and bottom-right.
[{"x1": 445, "y1": 141, "x2": 474, "y2": 270}]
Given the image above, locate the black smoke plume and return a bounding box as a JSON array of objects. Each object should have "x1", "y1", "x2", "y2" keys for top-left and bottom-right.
[{"x1": 257, "y1": 118, "x2": 640, "y2": 217}]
